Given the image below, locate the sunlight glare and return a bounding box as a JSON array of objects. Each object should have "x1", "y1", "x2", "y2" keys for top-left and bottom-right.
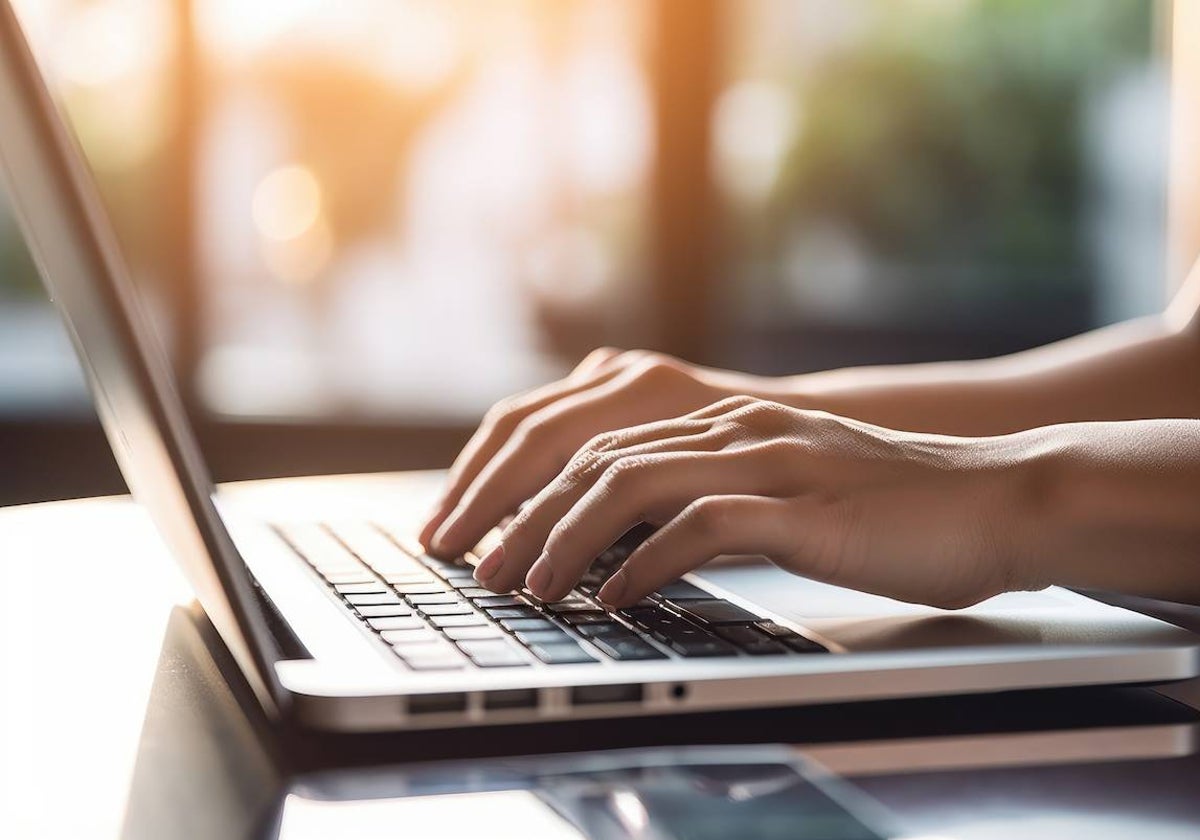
[{"x1": 253, "y1": 165, "x2": 324, "y2": 242}]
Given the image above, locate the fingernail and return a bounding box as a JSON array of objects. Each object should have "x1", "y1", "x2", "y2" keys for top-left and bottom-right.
[
  {"x1": 526, "y1": 553, "x2": 554, "y2": 597},
  {"x1": 474, "y1": 544, "x2": 505, "y2": 583},
  {"x1": 598, "y1": 568, "x2": 628, "y2": 606},
  {"x1": 430, "y1": 516, "x2": 458, "y2": 555}
]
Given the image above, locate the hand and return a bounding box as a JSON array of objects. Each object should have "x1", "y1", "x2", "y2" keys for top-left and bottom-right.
[
  {"x1": 471, "y1": 397, "x2": 1032, "y2": 610},
  {"x1": 420, "y1": 349, "x2": 767, "y2": 557}
]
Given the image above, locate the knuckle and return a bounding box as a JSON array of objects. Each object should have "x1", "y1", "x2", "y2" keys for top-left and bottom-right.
[
  {"x1": 728, "y1": 399, "x2": 792, "y2": 433},
  {"x1": 628, "y1": 352, "x2": 684, "y2": 383},
  {"x1": 482, "y1": 397, "x2": 525, "y2": 429},
  {"x1": 599, "y1": 455, "x2": 650, "y2": 494},
  {"x1": 755, "y1": 438, "x2": 795, "y2": 461},
  {"x1": 510, "y1": 409, "x2": 556, "y2": 448},
  {"x1": 577, "y1": 346, "x2": 622, "y2": 371},
  {"x1": 682, "y1": 496, "x2": 734, "y2": 537},
  {"x1": 582, "y1": 431, "x2": 621, "y2": 455},
  {"x1": 563, "y1": 439, "x2": 617, "y2": 484},
  {"x1": 709, "y1": 395, "x2": 759, "y2": 415}
]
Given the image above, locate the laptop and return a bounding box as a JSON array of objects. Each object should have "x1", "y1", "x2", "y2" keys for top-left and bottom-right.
[{"x1": 1, "y1": 1, "x2": 1196, "y2": 732}]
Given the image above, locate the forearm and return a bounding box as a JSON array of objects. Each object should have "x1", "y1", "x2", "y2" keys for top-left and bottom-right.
[
  {"x1": 1010, "y1": 419, "x2": 1200, "y2": 604},
  {"x1": 738, "y1": 316, "x2": 1200, "y2": 435}
]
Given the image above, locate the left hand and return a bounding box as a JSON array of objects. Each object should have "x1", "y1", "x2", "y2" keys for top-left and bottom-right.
[{"x1": 471, "y1": 396, "x2": 1033, "y2": 610}]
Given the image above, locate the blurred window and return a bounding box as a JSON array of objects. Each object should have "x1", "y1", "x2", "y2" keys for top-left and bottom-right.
[
  {"x1": 1, "y1": 0, "x2": 174, "y2": 417},
  {"x1": 714, "y1": 0, "x2": 1170, "y2": 373},
  {"x1": 0, "y1": 0, "x2": 1173, "y2": 422},
  {"x1": 193, "y1": 0, "x2": 653, "y2": 420}
]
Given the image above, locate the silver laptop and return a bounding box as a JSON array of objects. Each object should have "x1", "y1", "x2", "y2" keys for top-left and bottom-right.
[{"x1": 1, "y1": 1, "x2": 1196, "y2": 732}]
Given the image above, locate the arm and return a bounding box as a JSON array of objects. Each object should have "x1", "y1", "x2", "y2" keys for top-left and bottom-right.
[
  {"x1": 1015, "y1": 418, "x2": 1200, "y2": 603},
  {"x1": 423, "y1": 265, "x2": 1200, "y2": 559},
  {"x1": 467, "y1": 406, "x2": 1200, "y2": 609},
  {"x1": 741, "y1": 266, "x2": 1200, "y2": 435}
]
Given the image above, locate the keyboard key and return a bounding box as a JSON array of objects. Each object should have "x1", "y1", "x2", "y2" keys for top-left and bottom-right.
[
  {"x1": 356, "y1": 604, "x2": 413, "y2": 618},
  {"x1": 529, "y1": 641, "x2": 598, "y2": 664},
  {"x1": 456, "y1": 640, "x2": 528, "y2": 668},
  {"x1": 367, "y1": 616, "x2": 425, "y2": 631},
  {"x1": 621, "y1": 608, "x2": 663, "y2": 627},
  {"x1": 560, "y1": 611, "x2": 612, "y2": 625},
  {"x1": 654, "y1": 581, "x2": 713, "y2": 601},
  {"x1": 419, "y1": 603, "x2": 477, "y2": 616},
  {"x1": 394, "y1": 582, "x2": 451, "y2": 595},
  {"x1": 380, "y1": 628, "x2": 440, "y2": 644},
  {"x1": 713, "y1": 625, "x2": 788, "y2": 655},
  {"x1": 398, "y1": 649, "x2": 467, "y2": 670},
  {"x1": 663, "y1": 637, "x2": 736, "y2": 657},
  {"x1": 449, "y1": 577, "x2": 488, "y2": 590},
  {"x1": 591, "y1": 636, "x2": 667, "y2": 661},
  {"x1": 653, "y1": 624, "x2": 736, "y2": 657},
  {"x1": 391, "y1": 637, "x2": 451, "y2": 652},
  {"x1": 670, "y1": 599, "x2": 761, "y2": 625},
  {"x1": 543, "y1": 600, "x2": 597, "y2": 614},
  {"x1": 753, "y1": 621, "x2": 802, "y2": 639},
  {"x1": 639, "y1": 614, "x2": 694, "y2": 637},
  {"x1": 513, "y1": 629, "x2": 574, "y2": 646},
  {"x1": 753, "y1": 621, "x2": 826, "y2": 651},
  {"x1": 442, "y1": 625, "x2": 504, "y2": 641},
  {"x1": 575, "y1": 622, "x2": 637, "y2": 640},
  {"x1": 334, "y1": 583, "x2": 387, "y2": 595},
  {"x1": 782, "y1": 636, "x2": 828, "y2": 654},
  {"x1": 419, "y1": 556, "x2": 467, "y2": 574},
  {"x1": 323, "y1": 573, "x2": 377, "y2": 585},
  {"x1": 406, "y1": 593, "x2": 461, "y2": 606},
  {"x1": 498, "y1": 618, "x2": 557, "y2": 633},
  {"x1": 404, "y1": 658, "x2": 466, "y2": 671},
  {"x1": 429, "y1": 613, "x2": 489, "y2": 628},
  {"x1": 472, "y1": 595, "x2": 524, "y2": 608},
  {"x1": 457, "y1": 587, "x2": 501, "y2": 599},
  {"x1": 486, "y1": 606, "x2": 542, "y2": 620},
  {"x1": 344, "y1": 593, "x2": 405, "y2": 607},
  {"x1": 383, "y1": 572, "x2": 438, "y2": 585}
]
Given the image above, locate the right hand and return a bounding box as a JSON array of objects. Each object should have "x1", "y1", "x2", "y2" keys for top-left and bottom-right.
[{"x1": 419, "y1": 348, "x2": 755, "y2": 558}]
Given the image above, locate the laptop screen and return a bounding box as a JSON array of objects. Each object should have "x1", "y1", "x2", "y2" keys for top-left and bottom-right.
[{"x1": 0, "y1": 1, "x2": 285, "y2": 714}]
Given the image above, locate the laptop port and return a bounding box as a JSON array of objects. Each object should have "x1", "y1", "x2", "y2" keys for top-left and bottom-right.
[
  {"x1": 483, "y1": 688, "x2": 539, "y2": 710},
  {"x1": 408, "y1": 692, "x2": 467, "y2": 714},
  {"x1": 570, "y1": 683, "x2": 644, "y2": 705}
]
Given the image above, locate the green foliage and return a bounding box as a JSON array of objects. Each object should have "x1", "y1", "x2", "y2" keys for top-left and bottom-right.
[{"x1": 771, "y1": 0, "x2": 1156, "y2": 290}]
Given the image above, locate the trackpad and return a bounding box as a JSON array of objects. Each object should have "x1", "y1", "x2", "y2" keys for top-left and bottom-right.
[{"x1": 692, "y1": 558, "x2": 1073, "y2": 651}]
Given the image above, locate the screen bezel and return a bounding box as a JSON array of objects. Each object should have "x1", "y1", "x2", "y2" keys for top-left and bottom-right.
[{"x1": 0, "y1": 1, "x2": 287, "y2": 717}]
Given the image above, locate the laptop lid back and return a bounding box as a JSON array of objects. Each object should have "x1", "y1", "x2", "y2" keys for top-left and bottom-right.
[{"x1": 0, "y1": 1, "x2": 286, "y2": 716}]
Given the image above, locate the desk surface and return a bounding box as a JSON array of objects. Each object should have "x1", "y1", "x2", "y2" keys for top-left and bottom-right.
[{"x1": 3, "y1": 477, "x2": 1200, "y2": 840}]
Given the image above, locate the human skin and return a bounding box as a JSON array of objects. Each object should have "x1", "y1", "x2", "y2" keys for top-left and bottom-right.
[{"x1": 419, "y1": 264, "x2": 1200, "y2": 608}]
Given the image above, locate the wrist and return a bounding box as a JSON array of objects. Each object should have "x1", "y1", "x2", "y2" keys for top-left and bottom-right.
[
  {"x1": 996, "y1": 429, "x2": 1064, "y2": 593},
  {"x1": 693, "y1": 367, "x2": 823, "y2": 410}
]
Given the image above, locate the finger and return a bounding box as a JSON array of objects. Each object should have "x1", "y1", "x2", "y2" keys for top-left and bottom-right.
[
  {"x1": 430, "y1": 364, "x2": 703, "y2": 557},
  {"x1": 570, "y1": 346, "x2": 623, "y2": 379},
  {"x1": 418, "y1": 364, "x2": 624, "y2": 548},
  {"x1": 581, "y1": 416, "x2": 716, "y2": 455},
  {"x1": 597, "y1": 494, "x2": 803, "y2": 607},
  {"x1": 481, "y1": 430, "x2": 733, "y2": 595},
  {"x1": 519, "y1": 447, "x2": 782, "y2": 601},
  {"x1": 683, "y1": 395, "x2": 762, "y2": 420}
]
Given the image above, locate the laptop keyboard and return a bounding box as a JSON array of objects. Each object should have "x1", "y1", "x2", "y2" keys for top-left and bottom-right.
[{"x1": 275, "y1": 521, "x2": 828, "y2": 671}]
